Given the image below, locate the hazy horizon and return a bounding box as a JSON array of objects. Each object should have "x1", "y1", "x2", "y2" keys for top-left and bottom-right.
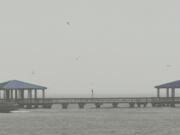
[{"x1": 0, "y1": 0, "x2": 180, "y2": 97}]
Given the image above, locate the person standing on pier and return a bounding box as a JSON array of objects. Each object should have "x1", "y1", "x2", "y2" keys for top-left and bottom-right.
[{"x1": 91, "y1": 89, "x2": 94, "y2": 98}]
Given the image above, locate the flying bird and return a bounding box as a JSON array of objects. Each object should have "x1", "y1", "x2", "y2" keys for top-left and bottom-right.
[
  {"x1": 32, "y1": 70, "x2": 35, "y2": 75},
  {"x1": 66, "y1": 21, "x2": 70, "y2": 26},
  {"x1": 75, "y1": 56, "x2": 80, "y2": 61},
  {"x1": 166, "y1": 65, "x2": 172, "y2": 68}
]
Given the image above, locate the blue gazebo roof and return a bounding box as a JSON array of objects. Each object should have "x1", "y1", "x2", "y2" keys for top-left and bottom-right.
[
  {"x1": 0, "y1": 80, "x2": 47, "y2": 90},
  {"x1": 155, "y1": 80, "x2": 180, "y2": 88}
]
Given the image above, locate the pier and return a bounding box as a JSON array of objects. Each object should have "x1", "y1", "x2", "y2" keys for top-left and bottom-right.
[
  {"x1": 10, "y1": 97, "x2": 180, "y2": 109},
  {"x1": 0, "y1": 80, "x2": 180, "y2": 109}
]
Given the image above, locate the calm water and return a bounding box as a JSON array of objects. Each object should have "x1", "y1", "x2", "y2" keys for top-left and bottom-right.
[{"x1": 0, "y1": 105, "x2": 180, "y2": 135}]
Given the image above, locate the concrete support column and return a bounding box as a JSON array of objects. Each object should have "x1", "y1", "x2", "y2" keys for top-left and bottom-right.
[
  {"x1": 62, "y1": 103, "x2": 68, "y2": 109},
  {"x1": 171, "y1": 88, "x2": 175, "y2": 108},
  {"x1": 8, "y1": 90, "x2": 10, "y2": 99},
  {"x1": 157, "y1": 88, "x2": 160, "y2": 97},
  {"x1": 21, "y1": 90, "x2": 24, "y2": 99},
  {"x1": 112, "y1": 103, "x2": 118, "y2": 108},
  {"x1": 18, "y1": 90, "x2": 20, "y2": 99},
  {"x1": 129, "y1": 102, "x2": 135, "y2": 108},
  {"x1": 151, "y1": 103, "x2": 156, "y2": 107},
  {"x1": 78, "y1": 103, "x2": 85, "y2": 109},
  {"x1": 43, "y1": 104, "x2": 52, "y2": 109},
  {"x1": 95, "y1": 103, "x2": 102, "y2": 108},
  {"x1": 15, "y1": 90, "x2": 17, "y2": 100},
  {"x1": 28, "y1": 90, "x2": 32, "y2": 99},
  {"x1": 34, "y1": 89, "x2": 37, "y2": 99},
  {"x1": 42, "y1": 89, "x2": 45, "y2": 99},
  {"x1": 171, "y1": 88, "x2": 175, "y2": 98},
  {"x1": 26, "y1": 104, "x2": 32, "y2": 109},
  {"x1": 166, "y1": 88, "x2": 169, "y2": 98},
  {"x1": 143, "y1": 103, "x2": 148, "y2": 108},
  {"x1": 6, "y1": 90, "x2": 10, "y2": 99},
  {"x1": 137, "y1": 103, "x2": 141, "y2": 108},
  {"x1": 4, "y1": 90, "x2": 6, "y2": 99},
  {"x1": 11, "y1": 90, "x2": 13, "y2": 99},
  {"x1": 34, "y1": 104, "x2": 38, "y2": 108},
  {"x1": 30, "y1": 89, "x2": 32, "y2": 99}
]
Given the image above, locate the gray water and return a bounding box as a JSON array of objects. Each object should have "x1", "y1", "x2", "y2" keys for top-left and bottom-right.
[{"x1": 0, "y1": 105, "x2": 180, "y2": 135}]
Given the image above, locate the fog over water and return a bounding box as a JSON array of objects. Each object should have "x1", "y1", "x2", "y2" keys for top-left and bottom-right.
[{"x1": 0, "y1": 0, "x2": 180, "y2": 97}]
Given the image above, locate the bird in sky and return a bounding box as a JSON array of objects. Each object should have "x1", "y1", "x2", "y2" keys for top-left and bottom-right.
[
  {"x1": 32, "y1": 70, "x2": 35, "y2": 75},
  {"x1": 75, "y1": 56, "x2": 80, "y2": 61},
  {"x1": 166, "y1": 65, "x2": 172, "y2": 68},
  {"x1": 66, "y1": 21, "x2": 70, "y2": 26}
]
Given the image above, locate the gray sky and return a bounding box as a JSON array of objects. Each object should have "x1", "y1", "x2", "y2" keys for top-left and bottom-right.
[{"x1": 0, "y1": 0, "x2": 180, "y2": 97}]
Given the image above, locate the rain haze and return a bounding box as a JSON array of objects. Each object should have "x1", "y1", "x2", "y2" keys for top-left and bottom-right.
[{"x1": 0, "y1": 0, "x2": 180, "y2": 98}]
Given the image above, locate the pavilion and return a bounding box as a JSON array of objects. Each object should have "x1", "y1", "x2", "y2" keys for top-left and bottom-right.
[
  {"x1": 0, "y1": 80, "x2": 47, "y2": 100},
  {"x1": 155, "y1": 80, "x2": 180, "y2": 98}
]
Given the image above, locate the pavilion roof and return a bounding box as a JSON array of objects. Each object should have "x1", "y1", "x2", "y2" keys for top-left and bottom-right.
[
  {"x1": 155, "y1": 80, "x2": 180, "y2": 88},
  {"x1": 0, "y1": 80, "x2": 47, "y2": 90}
]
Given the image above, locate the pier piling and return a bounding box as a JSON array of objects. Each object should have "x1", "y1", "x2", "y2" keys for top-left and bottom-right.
[
  {"x1": 78, "y1": 103, "x2": 85, "y2": 109},
  {"x1": 62, "y1": 103, "x2": 68, "y2": 109},
  {"x1": 112, "y1": 103, "x2": 118, "y2": 108},
  {"x1": 129, "y1": 102, "x2": 135, "y2": 108},
  {"x1": 95, "y1": 103, "x2": 102, "y2": 108}
]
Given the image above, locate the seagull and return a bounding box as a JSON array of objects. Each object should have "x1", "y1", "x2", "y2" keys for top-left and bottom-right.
[
  {"x1": 66, "y1": 21, "x2": 70, "y2": 26},
  {"x1": 75, "y1": 56, "x2": 80, "y2": 61},
  {"x1": 32, "y1": 70, "x2": 35, "y2": 75},
  {"x1": 166, "y1": 65, "x2": 172, "y2": 68}
]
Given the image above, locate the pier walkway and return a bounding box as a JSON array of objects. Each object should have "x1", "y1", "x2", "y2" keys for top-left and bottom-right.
[{"x1": 2, "y1": 97, "x2": 180, "y2": 109}]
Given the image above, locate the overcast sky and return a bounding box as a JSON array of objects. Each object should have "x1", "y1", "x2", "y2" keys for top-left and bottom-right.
[{"x1": 0, "y1": 0, "x2": 180, "y2": 97}]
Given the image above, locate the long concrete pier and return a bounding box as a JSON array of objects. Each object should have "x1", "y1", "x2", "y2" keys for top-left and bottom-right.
[
  {"x1": 4, "y1": 97, "x2": 180, "y2": 109},
  {"x1": 0, "y1": 80, "x2": 180, "y2": 110}
]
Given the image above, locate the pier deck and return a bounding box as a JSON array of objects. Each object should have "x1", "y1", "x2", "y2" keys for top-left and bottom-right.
[{"x1": 2, "y1": 97, "x2": 180, "y2": 109}]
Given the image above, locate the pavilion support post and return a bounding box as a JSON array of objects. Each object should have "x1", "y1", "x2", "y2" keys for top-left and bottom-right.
[
  {"x1": 27, "y1": 90, "x2": 30, "y2": 99},
  {"x1": 21, "y1": 90, "x2": 24, "y2": 99},
  {"x1": 8, "y1": 90, "x2": 10, "y2": 99},
  {"x1": 19, "y1": 90, "x2": 24, "y2": 99},
  {"x1": 0, "y1": 90, "x2": 3, "y2": 99},
  {"x1": 15, "y1": 90, "x2": 17, "y2": 100},
  {"x1": 42, "y1": 89, "x2": 45, "y2": 99},
  {"x1": 0, "y1": 90, "x2": 1, "y2": 99},
  {"x1": 30, "y1": 89, "x2": 32, "y2": 99},
  {"x1": 28, "y1": 89, "x2": 32, "y2": 99},
  {"x1": 4, "y1": 90, "x2": 6, "y2": 99},
  {"x1": 170, "y1": 88, "x2": 175, "y2": 108},
  {"x1": 18, "y1": 90, "x2": 21, "y2": 99},
  {"x1": 171, "y1": 88, "x2": 175, "y2": 98},
  {"x1": 157, "y1": 88, "x2": 160, "y2": 98},
  {"x1": 166, "y1": 88, "x2": 169, "y2": 98},
  {"x1": 9, "y1": 90, "x2": 11, "y2": 99},
  {"x1": 34, "y1": 89, "x2": 37, "y2": 99},
  {"x1": 6, "y1": 90, "x2": 10, "y2": 99},
  {"x1": 11, "y1": 89, "x2": 13, "y2": 99}
]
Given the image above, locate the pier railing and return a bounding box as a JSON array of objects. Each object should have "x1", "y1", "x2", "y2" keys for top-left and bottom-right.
[{"x1": 0, "y1": 97, "x2": 179, "y2": 104}]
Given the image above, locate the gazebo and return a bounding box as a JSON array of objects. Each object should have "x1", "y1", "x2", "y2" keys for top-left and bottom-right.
[
  {"x1": 155, "y1": 80, "x2": 180, "y2": 98},
  {"x1": 0, "y1": 80, "x2": 47, "y2": 100}
]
